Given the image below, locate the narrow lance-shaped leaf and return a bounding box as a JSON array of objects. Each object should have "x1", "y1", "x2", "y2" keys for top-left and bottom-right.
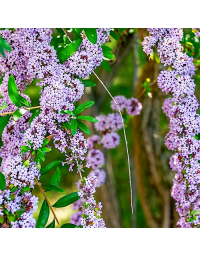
[
  {"x1": 76, "y1": 116, "x2": 98, "y2": 122},
  {"x1": 13, "y1": 108, "x2": 27, "y2": 121},
  {"x1": 29, "y1": 108, "x2": 40, "y2": 126},
  {"x1": 0, "y1": 172, "x2": 6, "y2": 190},
  {"x1": 53, "y1": 191, "x2": 80, "y2": 208},
  {"x1": 77, "y1": 121, "x2": 91, "y2": 135},
  {"x1": 70, "y1": 118, "x2": 77, "y2": 135},
  {"x1": 8, "y1": 75, "x2": 21, "y2": 108},
  {"x1": 0, "y1": 35, "x2": 12, "y2": 58},
  {"x1": 110, "y1": 30, "x2": 119, "y2": 41},
  {"x1": 19, "y1": 95, "x2": 31, "y2": 107},
  {"x1": 46, "y1": 219, "x2": 55, "y2": 228},
  {"x1": 82, "y1": 79, "x2": 96, "y2": 87},
  {"x1": 101, "y1": 59, "x2": 111, "y2": 72},
  {"x1": 74, "y1": 101, "x2": 95, "y2": 116},
  {"x1": 45, "y1": 167, "x2": 62, "y2": 192},
  {"x1": 84, "y1": 28, "x2": 97, "y2": 44},
  {"x1": 43, "y1": 185, "x2": 65, "y2": 193},
  {"x1": 0, "y1": 101, "x2": 7, "y2": 110},
  {"x1": 40, "y1": 160, "x2": 62, "y2": 175},
  {"x1": 36, "y1": 199, "x2": 50, "y2": 228},
  {"x1": 58, "y1": 39, "x2": 82, "y2": 64},
  {"x1": 60, "y1": 223, "x2": 80, "y2": 228}
]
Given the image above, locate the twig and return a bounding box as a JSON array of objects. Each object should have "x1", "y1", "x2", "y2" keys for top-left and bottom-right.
[
  {"x1": 35, "y1": 178, "x2": 59, "y2": 225},
  {"x1": 0, "y1": 105, "x2": 41, "y2": 116}
]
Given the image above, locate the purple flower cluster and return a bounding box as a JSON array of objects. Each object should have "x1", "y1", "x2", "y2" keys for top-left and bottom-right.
[
  {"x1": 143, "y1": 28, "x2": 200, "y2": 227},
  {"x1": 0, "y1": 28, "x2": 110, "y2": 228},
  {"x1": 70, "y1": 174, "x2": 106, "y2": 228}
]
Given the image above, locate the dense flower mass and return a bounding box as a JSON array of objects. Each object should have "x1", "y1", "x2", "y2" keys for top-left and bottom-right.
[
  {"x1": 143, "y1": 28, "x2": 200, "y2": 228},
  {"x1": 0, "y1": 28, "x2": 110, "y2": 228}
]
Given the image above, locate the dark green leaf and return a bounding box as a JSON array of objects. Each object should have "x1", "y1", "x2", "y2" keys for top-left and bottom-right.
[
  {"x1": 70, "y1": 118, "x2": 77, "y2": 135},
  {"x1": 41, "y1": 160, "x2": 62, "y2": 175},
  {"x1": 13, "y1": 108, "x2": 27, "y2": 121},
  {"x1": 8, "y1": 75, "x2": 21, "y2": 108},
  {"x1": 77, "y1": 121, "x2": 91, "y2": 135},
  {"x1": 76, "y1": 115, "x2": 98, "y2": 122},
  {"x1": 19, "y1": 95, "x2": 31, "y2": 107},
  {"x1": 0, "y1": 115, "x2": 10, "y2": 135},
  {"x1": 21, "y1": 186, "x2": 31, "y2": 192},
  {"x1": 101, "y1": 59, "x2": 111, "y2": 72},
  {"x1": 102, "y1": 50, "x2": 115, "y2": 61},
  {"x1": 58, "y1": 39, "x2": 82, "y2": 64},
  {"x1": 194, "y1": 133, "x2": 200, "y2": 140},
  {"x1": 74, "y1": 101, "x2": 94, "y2": 116},
  {"x1": 110, "y1": 30, "x2": 119, "y2": 41},
  {"x1": 73, "y1": 28, "x2": 83, "y2": 39},
  {"x1": 49, "y1": 167, "x2": 61, "y2": 187},
  {"x1": 36, "y1": 199, "x2": 50, "y2": 228},
  {"x1": 60, "y1": 223, "x2": 79, "y2": 228},
  {"x1": 43, "y1": 185, "x2": 65, "y2": 193},
  {"x1": 46, "y1": 219, "x2": 55, "y2": 228},
  {"x1": 29, "y1": 109, "x2": 40, "y2": 126},
  {"x1": 101, "y1": 45, "x2": 112, "y2": 52},
  {"x1": 53, "y1": 191, "x2": 80, "y2": 208},
  {"x1": 82, "y1": 79, "x2": 96, "y2": 87},
  {"x1": 63, "y1": 121, "x2": 71, "y2": 129},
  {"x1": 0, "y1": 172, "x2": 6, "y2": 190},
  {"x1": 84, "y1": 28, "x2": 97, "y2": 44},
  {"x1": 0, "y1": 35, "x2": 12, "y2": 58},
  {"x1": 37, "y1": 149, "x2": 45, "y2": 161}
]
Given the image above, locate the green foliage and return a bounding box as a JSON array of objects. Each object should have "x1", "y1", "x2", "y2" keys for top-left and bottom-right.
[
  {"x1": 19, "y1": 95, "x2": 31, "y2": 107},
  {"x1": 13, "y1": 108, "x2": 27, "y2": 121},
  {"x1": 76, "y1": 115, "x2": 98, "y2": 122},
  {"x1": 60, "y1": 223, "x2": 81, "y2": 228},
  {"x1": 36, "y1": 199, "x2": 50, "y2": 228},
  {"x1": 102, "y1": 45, "x2": 115, "y2": 60},
  {"x1": 0, "y1": 101, "x2": 7, "y2": 110},
  {"x1": 82, "y1": 79, "x2": 96, "y2": 87},
  {"x1": 53, "y1": 191, "x2": 80, "y2": 208},
  {"x1": 8, "y1": 75, "x2": 21, "y2": 108},
  {"x1": 0, "y1": 172, "x2": 6, "y2": 190},
  {"x1": 84, "y1": 28, "x2": 97, "y2": 44},
  {"x1": 101, "y1": 59, "x2": 111, "y2": 72},
  {"x1": 46, "y1": 219, "x2": 55, "y2": 228},
  {"x1": 40, "y1": 160, "x2": 62, "y2": 175},
  {"x1": 43, "y1": 185, "x2": 65, "y2": 193},
  {"x1": 57, "y1": 39, "x2": 82, "y2": 64},
  {"x1": 0, "y1": 35, "x2": 12, "y2": 58},
  {"x1": 77, "y1": 120, "x2": 91, "y2": 135},
  {"x1": 29, "y1": 108, "x2": 40, "y2": 126},
  {"x1": 74, "y1": 101, "x2": 95, "y2": 116},
  {"x1": 110, "y1": 30, "x2": 119, "y2": 41},
  {"x1": 70, "y1": 118, "x2": 78, "y2": 135}
]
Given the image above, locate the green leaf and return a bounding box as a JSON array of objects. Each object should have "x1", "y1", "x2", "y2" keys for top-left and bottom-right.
[
  {"x1": 194, "y1": 133, "x2": 200, "y2": 140},
  {"x1": 19, "y1": 95, "x2": 31, "y2": 107},
  {"x1": 72, "y1": 28, "x2": 83, "y2": 39},
  {"x1": 46, "y1": 219, "x2": 55, "y2": 228},
  {"x1": 103, "y1": 50, "x2": 115, "y2": 61},
  {"x1": 101, "y1": 45, "x2": 112, "y2": 52},
  {"x1": 49, "y1": 167, "x2": 61, "y2": 187},
  {"x1": 70, "y1": 118, "x2": 77, "y2": 135},
  {"x1": 53, "y1": 191, "x2": 80, "y2": 208},
  {"x1": 82, "y1": 79, "x2": 96, "y2": 87},
  {"x1": 23, "y1": 160, "x2": 29, "y2": 167},
  {"x1": 7, "y1": 213, "x2": 16, "y2": 222},
  {"x1": 74, "y1": 101, "x2": 94, "y2": 116},
  {"x1": 192, "y1": 29, "x2": 198, "y2": 33},
  {"x1": 0, "y1": 101, "x2": 7, "y2": 110},
  {"x1": 29, "y1": 108, "x2": 40, "y2": 126},
  {"x1": 43, "y1": 185, "x2": 65, "y2": 193},
  {"x1": 60, "y1": 110, "x2": 74, "y2": 116},
  {"x1": 63, "y1": 121, "x2": 71, "y2": 129},
  {"x1": 37, "y1": 149, "x2": 45, "y2": 161},
  {"x1": 42, "y1": 139, "x2": 49, "y2": 147},
  {"x1": 8, "y1": 75, "x2": 21, "y2": 108},
  {"x1": 36, "y1": 199, "x2": 50, "y2": 228},
  {"x1": 84, "y1": 28, "x2": 97, "y2": 44},
  {"x1": 21, "y1": 186, "x2": 31, "y2": 192},
  {"x1": 60, "y1": 223, "x2": 79, "y2": 228},
  {"x1": 76, "y1": 115, "x2": 98, "y2": 122},
  {"x1": 40, "y1": 160, "x2": 62, "y2": 175},
  {"x1": 41, "y1": 147, "x2": 52, "y2": 153},
  {"x1": 58, "y1": 39, "x2": 82, "y2": 64},
  {"x1": 13, "y1": 108, "x2": 27, "y2": 121},
  {"x1": 0, "y1": 115, "x2": 10, "y2": 136},
  {"x1": 0, "y1": 35, "x2": 12, "y2": 58},
  {"x1": 77, "y1": 121, "x2": 91, "y2": 135},
  {"x1": 101, "y1": 59, "x2": 111, "y2": 72},
  {"x1": 110, "y1": 30, "x2": 119, "y2": 41},
  {"x1": 0, "y1": 172, "x2": 6, "y2": 190}
]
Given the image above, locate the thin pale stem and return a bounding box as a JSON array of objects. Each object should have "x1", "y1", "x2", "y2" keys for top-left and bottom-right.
[
  {"x1": 0, "y1": 105, "x2": 41, "y2": 116},
  {"x1": 93, "y1": 72, "x2": 134, "y2": 214},
  {"x1": 62, "y1": 27, "x2": 134, "y2": 214},
  {"x1": 35, "y1": 178, "x2": 59, "y2": 225}
]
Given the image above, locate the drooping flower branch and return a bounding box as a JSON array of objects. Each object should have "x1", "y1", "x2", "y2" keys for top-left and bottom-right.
[
  {"x1": 142, "y1": 28, "x2": 200, "y2": 227},
  {"x1": 0, "y1": 28, "x2": 110, "y2": 228},
  {"x1": 70, "y1": 95, "x2": 142, "y2": 226}
]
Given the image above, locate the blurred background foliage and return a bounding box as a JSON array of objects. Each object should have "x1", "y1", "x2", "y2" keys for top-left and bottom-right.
[{"x1": 26, "y1": 28, "x2": 200, "y2": 228}]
